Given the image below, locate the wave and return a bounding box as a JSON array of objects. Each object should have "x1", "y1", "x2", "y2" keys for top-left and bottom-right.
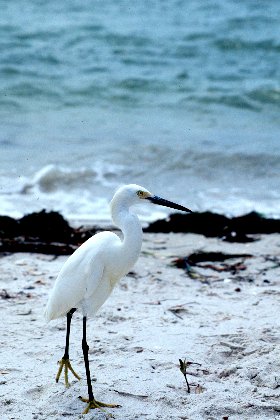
[
  {"x1": 0, "y1": 142, "x2": 276, "y2": 222},
  {"x1": 20, "y1": 163, "x2": 125, "y2": 194}
]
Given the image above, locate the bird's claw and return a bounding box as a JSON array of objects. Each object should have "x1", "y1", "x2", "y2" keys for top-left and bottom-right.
[
  {"x1": 79, "y1": 396, "x2": 120, "y2": 415},
  {"x1": 56, "y1": 357, "x2": 81, "y2": 388}
]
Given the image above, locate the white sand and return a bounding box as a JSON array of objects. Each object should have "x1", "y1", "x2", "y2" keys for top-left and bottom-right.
[{"x1": 0, "y1": 233, "x2": 279, "y2": 419}]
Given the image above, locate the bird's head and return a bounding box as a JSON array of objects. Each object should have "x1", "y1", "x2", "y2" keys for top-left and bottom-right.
[{"x1": 111, "y1": 184, "x2": 192, "y2": 214}]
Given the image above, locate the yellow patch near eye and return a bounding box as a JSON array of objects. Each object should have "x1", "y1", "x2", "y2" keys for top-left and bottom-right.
[{"x1": 137, "y1": 190, "x2": 149, "y2": 199}]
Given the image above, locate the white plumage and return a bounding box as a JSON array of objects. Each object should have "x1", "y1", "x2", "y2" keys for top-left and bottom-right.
[
  {"x1": 45, "y1": 183, "x2": 191, "y2": 414},
  {"x1": 45, "y1": 184, "x2": 148, "y2": 321}
]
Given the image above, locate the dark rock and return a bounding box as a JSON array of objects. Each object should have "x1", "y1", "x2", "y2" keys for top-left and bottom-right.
[
  {"x1": 230, "y1": 211, "x2": 280, "y2": 234},
  {"x1": 145, "y1": 211, "x2": 280, "y2": 242},
  {"x1": 145, "y1": 212, "x2": 228, "y2": 236},
  {"x1": 19, "y1": 210, "x2": 73, "y2": 241},
  {"x1": 0, "y1": 216, "x2": 19, "y2": 238},
  {"x1": 0, "y1": 210, "x2": 97, "y2": 255},
  {"x1": 1, "y1": 209, "x2": 280, "y2": 255}
]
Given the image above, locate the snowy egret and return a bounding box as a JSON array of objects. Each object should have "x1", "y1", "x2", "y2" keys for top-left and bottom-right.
[{"x1": 45, "y1": 184, "x2": 191, "y2": 414}]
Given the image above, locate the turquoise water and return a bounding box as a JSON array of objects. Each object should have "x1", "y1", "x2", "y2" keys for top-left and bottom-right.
[{"x1": 1, "y1": 0, "x2": 280, "y2": 220}]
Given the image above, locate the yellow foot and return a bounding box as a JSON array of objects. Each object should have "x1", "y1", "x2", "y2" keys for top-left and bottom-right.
[
  {"x1": 79, "y1": 396, "x2": 121, "y2": 415},
  {"x1": 56, "y1": 357, "x2": 81, "y2": 388}
]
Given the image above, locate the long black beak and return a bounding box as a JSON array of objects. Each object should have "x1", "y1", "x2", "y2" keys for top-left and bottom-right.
[{"x1": 146, "y1": 195, "x2": 192, "y2": 213}]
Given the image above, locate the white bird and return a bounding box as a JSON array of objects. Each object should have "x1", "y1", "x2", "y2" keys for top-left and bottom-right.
[{"x1": 45, "y1": 184, "x2": 191, "y2": 414}]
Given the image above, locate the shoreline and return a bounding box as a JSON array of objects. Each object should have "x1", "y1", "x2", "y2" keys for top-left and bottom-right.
[
  {"x1": 1, "y1": 209, "x2": 280, "y2": 255},
  {"x1": 0, "y1": 229, "x2": 279, "y2": 419}
]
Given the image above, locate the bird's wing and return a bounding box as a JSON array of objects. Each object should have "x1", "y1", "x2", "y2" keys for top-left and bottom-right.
[{"x1": 45, "y1": 235, "x2": 107, "y2": 321}]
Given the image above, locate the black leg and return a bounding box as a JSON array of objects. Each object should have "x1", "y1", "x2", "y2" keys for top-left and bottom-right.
[
  {"x1": 56, "y1": 307, "x2": 81, "y2": 387},
  {"x1": 79, "y1": 317, "x2": 120, "y2": 414},
  {"x1": 82, "y1": 316, "x2": 94, "y2": 401},
  {"x1": 63, "y1": 308, "x2": 76, "y2": 360}
]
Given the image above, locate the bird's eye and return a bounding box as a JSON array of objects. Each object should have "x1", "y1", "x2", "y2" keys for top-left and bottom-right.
[{"x1": 137, "y1": 190, "x2": 144, "y2": 197}]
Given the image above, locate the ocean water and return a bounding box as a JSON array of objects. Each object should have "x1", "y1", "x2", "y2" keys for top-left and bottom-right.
[{"x1": 1, "y1": 0, "x2": 280, "y2": 222}]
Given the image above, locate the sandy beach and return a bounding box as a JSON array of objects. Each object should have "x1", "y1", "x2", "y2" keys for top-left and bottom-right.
[
  {"x1": 1, "y1": 1, "x2": 279, "y2": 419},
  {"x1": 0, "y1": 232, "x2": 279, "y2": 419}
]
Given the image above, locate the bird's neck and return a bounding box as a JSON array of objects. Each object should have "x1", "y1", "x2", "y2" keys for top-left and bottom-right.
[
  {"x1": 112, "y1": 206, "x2": 143, "y2": 270},
  {"x1": 122, "y1": 211, "x2": 143, "y2": 254}
]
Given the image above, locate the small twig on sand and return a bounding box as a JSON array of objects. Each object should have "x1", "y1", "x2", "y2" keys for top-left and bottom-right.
[
  {"x1": 179, "y1": 359, "x2": 202, "y2": 393},
  {"x1": 113, "y1": 389, "x2": 148, "y2": 399}
]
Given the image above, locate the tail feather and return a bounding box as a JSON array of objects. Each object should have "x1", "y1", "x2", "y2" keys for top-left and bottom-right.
[
  {"x1": 44, "y1": 296, "x2": 66, "y2": 321},
  {"x1": 44, "y1": 300, "x2": 57, "y2": 322}
]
